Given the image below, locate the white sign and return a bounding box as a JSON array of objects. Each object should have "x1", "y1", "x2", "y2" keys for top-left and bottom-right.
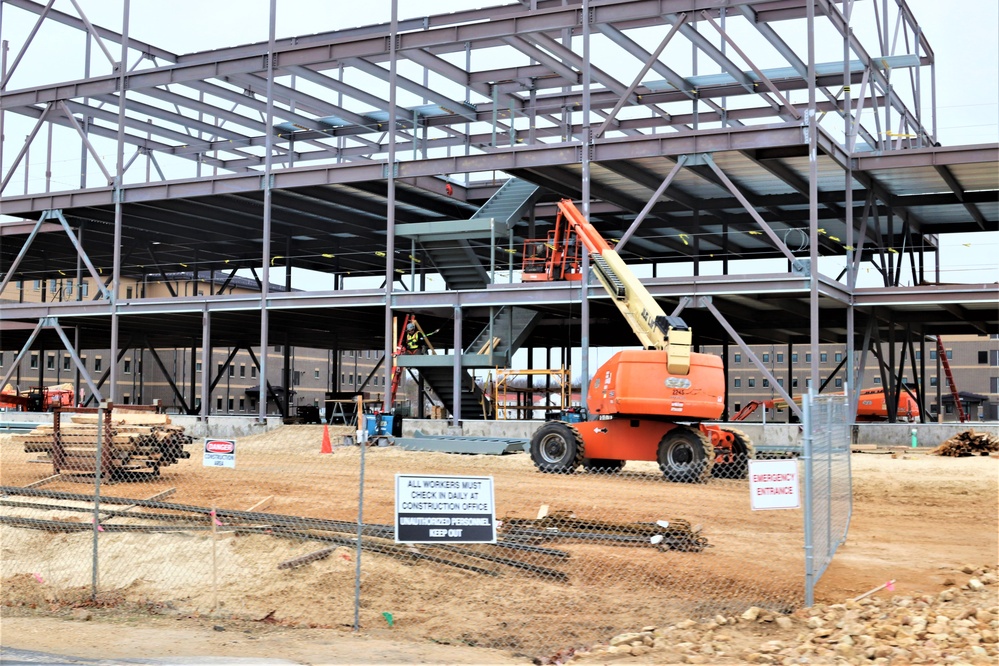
[
  {"x1": 395, "y1": 474, "x2": 496, "y2": 543},
  {"x1": 203, "y1": 438, "x2": 236, "y2": 468},
  {"x1": 748, "y1": 459, "x2": 800, "y2": 510}
]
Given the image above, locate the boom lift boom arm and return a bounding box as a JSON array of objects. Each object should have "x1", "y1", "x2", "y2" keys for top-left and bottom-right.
[{"x1": 537, "y1": 199, "x2": 692, "y2": 374}]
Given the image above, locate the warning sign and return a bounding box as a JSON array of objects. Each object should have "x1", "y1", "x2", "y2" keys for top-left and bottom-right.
[
  {"x1": 395, "y1": 474, "x2": 496, "y2": 544},
  {"x1": 748, "y1": 459, "x2": 800, "y2": 510},
  {"x1": 203, "y1": 438, "x2": 236, "y2": 468}
]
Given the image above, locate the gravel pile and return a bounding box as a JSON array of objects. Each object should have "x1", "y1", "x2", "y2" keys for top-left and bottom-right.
[{"x1": 565, "y1": 565, "x2": 998, "y2": 665}]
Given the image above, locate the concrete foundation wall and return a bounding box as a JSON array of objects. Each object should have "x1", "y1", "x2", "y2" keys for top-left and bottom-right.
[
  {"x1": 0, "y1": 411, "x2": 284, "y2": 438},
  {"x1": 3, "y1": 412, "x2": 996, "y2": 448},
  {"x1": 855, "y1": 423, "x2": 999, "y2": 448}
]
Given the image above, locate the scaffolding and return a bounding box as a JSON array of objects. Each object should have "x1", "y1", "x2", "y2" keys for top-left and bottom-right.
[{"x1": 490, "y1": 368, "x2": 572, "y2": 421}]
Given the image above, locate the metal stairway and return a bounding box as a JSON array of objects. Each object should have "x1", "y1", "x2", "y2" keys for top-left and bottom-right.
[
  {"x1": 395, "y1": 178, "x2": 544, "y2": 419},
  {"x1": 464, "y1": 305, "x2": 543, "y2": 368},
  {"x1": 401, "y1": 177, "x2": 543, "y2": 291},
  {"x1": 416, "y1": 364, "x2": 494, "y2": 421}
]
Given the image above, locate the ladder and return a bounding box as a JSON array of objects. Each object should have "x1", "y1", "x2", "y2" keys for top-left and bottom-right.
[
  {"x1": 936, "y1": 336, "x2": 967, "y2": 423},
  {"x1": 389, "y1": 315, "x2": 414, "y2": 406}
]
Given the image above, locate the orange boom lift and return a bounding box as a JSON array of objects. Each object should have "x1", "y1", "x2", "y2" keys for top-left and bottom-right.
[{"x1": 523, "y1": 200, "x2": 752, "y2": 482}]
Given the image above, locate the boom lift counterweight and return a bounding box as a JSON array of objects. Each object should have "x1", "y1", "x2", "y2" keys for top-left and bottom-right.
[{"x1": 523, "y1": 200, "x2": 753, "y2": 481}]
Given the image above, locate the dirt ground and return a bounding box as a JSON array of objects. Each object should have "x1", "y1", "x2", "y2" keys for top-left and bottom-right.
[{"x1": 1, "y1": 425, "x2": 997, "y2": 664}]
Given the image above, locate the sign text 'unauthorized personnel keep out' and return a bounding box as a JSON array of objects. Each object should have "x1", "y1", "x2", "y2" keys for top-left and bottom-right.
[{"x1": 395, "y1": 474, "x2": 496, "y2": 543}]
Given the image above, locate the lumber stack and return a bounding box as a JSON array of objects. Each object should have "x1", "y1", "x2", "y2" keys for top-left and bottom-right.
[
  {"x1": 932, "y1": 430, "x2": 999, "y2": 457},
  {"x1": 12, "y1": 409, "x2": 192, "y2": 476}
]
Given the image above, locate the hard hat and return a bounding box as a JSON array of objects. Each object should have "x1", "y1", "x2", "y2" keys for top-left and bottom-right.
[{"x1": 407, "y1": 321, "x2": 416, "y2": 331}]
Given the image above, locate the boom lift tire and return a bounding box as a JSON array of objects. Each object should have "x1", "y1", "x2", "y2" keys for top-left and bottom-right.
[
  {"x1": 530, "y1": 421, "x2": 584, "y2": 473},
  {"x1": 582, "y1": 458, "x2": 625, "y2": 473},
  {"x1": 711, "y1": 427, "x2": 756, "y2": 479},
  {"x1": 658, "y1": 426, "x2": 713, "y2": 483}
]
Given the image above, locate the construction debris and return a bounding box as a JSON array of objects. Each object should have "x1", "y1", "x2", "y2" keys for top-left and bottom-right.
[
  {"x1": 500, "y1": 509, "x2": 709, "y2": 552},
  {"x1": 932, "y1": 429, "x2": 999, "y2": 457},
  {"x1": 10, "y1": 406, "x2": 192, "y2": 478}
]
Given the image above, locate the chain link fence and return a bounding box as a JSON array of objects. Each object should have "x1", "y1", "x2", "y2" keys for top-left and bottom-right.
[
  {"x1": 2, "y1": 406, "x2": 816, "y2": 658},
  {"x1": 803, "y1": 391, "x2": 853, "y2": 606}
]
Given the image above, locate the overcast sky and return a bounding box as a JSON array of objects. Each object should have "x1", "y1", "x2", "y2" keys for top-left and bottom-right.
[{"x1": 1, "y1": 0, "x2": 996, "y2": 285}]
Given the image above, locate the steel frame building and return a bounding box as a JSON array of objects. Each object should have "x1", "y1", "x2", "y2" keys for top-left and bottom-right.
[{"x1": 1, "y1": 0, "x2": 996, "y2": 423}]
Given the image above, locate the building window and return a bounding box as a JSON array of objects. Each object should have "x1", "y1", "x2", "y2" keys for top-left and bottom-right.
[
  {"x1": 835, "y1": 378, "x2": 843, "y2": 388},
  {"x1": 366, "y1": 350, "x2": 371, "y2": 359},
  {"x1": 979, "y1": 351, "x2": 988, "y2": 364},
  {"x1": 348, "y1": 374, "x2": 354, "y2": 385},
  {"x1": 762, "y1": 353, "x2": 769, "y2": 363},
  {"x1": 733, "y1": 403, "x2": 741, "y2": 413},
  {"x1": 94, "y1": 356, "x2": 102, "y2": 372},
  {"x1": 791, "y1": 353, "x2": 798, "y2": 363},
  {"x1": 805, "y1": 353, "x2": 812, "y2": 362},
  {"x1": 0, "y1": 351, "x2": 4, "y2": 367},
  {"x1": 30, "y1": 353, "x2": 39, "y2": 369},
  {"x1": 122, "y1": 394, "x2": 131, "y2": 405},
  {"x1": 228, "y1": 365, "x2": 235, "y2": 377},
  {"x1": 835, "y1": 352, "x2": 842, "y2": 362},
  {"x1": 762, "y1": 379, "x2": 770, "y2": 388},
  {"x1": 791, "y1": 378, "x2": 798, "y2": 388},
  {"x1": 314, "y1": 369, "x2": 320, "y2": 379},
  {"x1": 49, "y1": 278, "x2": 58, "y2": 293},
  {"x1": 251, "y1": 367, "x2": 257, "y2": 378},
  {"x1": 734, "y1": 353, "x2": 742, "y2": 364},
  {"x1": 805, "y1": 378, "x2": 812, "y2": 388},
  {"x1": 218, "y1": 363, "x2": 224, "y2": 377},
  {"x1": 216, "y1": 397, "x2": 223, "y2": 410},
  {"x1": 930, "y1": 376, "x2": 938, "y2": 387},
  {"x1": 196, "y1": 361, "x2": 202, "y2": 372},
  {"x1": 873, "y1": 377, "x2": 881, "y2": 384},
  {"x1": 820, "y1": 352, "x2": 828, "y2": 362},
  {"x1": 46, "y1": 354, "x2": 55, "y2": 370},
  {"x1": 294, "y1": 371, "x2": 302, "y2": 386},
  {"x1": 33, "y1": 279, "x2": 41, "y2": 291},
  {"x1": 777, "y1": 378, "x2": 784, "y2": 387},
  {"x1": 274, "y1": 345, "x2": 283, "y2": 352},
  {"x1": 777, "y1": 353, "x2": 784, "y2": 363},
  {"x1": 123, "y1": 359, "x2": 132, "y2": 374},
  {"x1": 65, "y1": 280, "x2": 73, "y2": 295},
  {"x1": 914, "y1": 351, "x2": 921, "y2": 360},
  {"x1": 748, "y1": 378, "x2": 756, "y2": 388},
  {"x1": 239, "y1": 398, "x2": 246, "y2": 411},
  {"x1": 62, "y1": 355, "x2": 72, "y2": 371},
  {"x1": 356, "y1": 374, "x2": 361, "y2": 386},
  {"x1": 126, "y1": 286, "x2": 133, "y2": 299},
  {"x1": 240, "y1": 364, "x2": 246, "y2": 378},
  {"x1": 990, "y1": 377, "x2": 999, "y2": 392},
  {"x1": 733, "y1": 378, "x2": 741, "y2": 388},
  {"x1": 81, "y1": 282, "x2": 89, "y2": 297},
  {"x1": 228, "y1": 397, "x2": 234, "y2": 411}
]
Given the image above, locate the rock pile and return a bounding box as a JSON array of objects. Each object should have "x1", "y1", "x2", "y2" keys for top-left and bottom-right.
[{"x1": 567, "y1": 565, "x2": 997, "y2": 665}]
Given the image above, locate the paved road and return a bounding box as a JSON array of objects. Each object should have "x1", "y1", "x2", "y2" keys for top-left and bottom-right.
[{"x1": 1, "y1": 647, "x2": 301, "y2": 666}]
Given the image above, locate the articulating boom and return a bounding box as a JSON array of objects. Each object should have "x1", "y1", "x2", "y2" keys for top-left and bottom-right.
[
  {"x1": 523, "y1": 199, "x2": 691, "y2": 375},
  {"x1": 523, "y1": 198, "x2": 750, "y2": 483}
]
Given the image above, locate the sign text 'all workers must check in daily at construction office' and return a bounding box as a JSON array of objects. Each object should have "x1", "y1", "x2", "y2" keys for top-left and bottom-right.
[{"x1": 395, "y1": 474, "x2": 496, "y2": 543}]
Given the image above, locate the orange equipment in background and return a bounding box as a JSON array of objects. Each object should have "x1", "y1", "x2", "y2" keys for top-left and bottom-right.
[
  {"x1": 522, "y1": 199, "x2": 749, "y2": 482},
  {"x1": 1, "y1": 383, "x2": 77, "y2": 412},
  {"x1": 731, "y1": 386, "x2": 920, "y2": 423}
]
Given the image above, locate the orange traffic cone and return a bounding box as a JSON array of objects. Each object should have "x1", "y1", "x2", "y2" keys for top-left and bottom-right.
[{"x1": 321, "y1": 424, "x2": 333, "y2": 454}]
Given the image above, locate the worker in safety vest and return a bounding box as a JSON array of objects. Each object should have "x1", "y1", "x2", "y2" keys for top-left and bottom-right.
[{"x1": 404, "y1": 320, "x2": 425, "y2": 354}]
